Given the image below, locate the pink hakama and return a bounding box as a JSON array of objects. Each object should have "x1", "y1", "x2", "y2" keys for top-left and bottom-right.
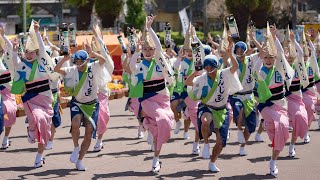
[
  {"x1": 261, "y1": 103, "x2": 289, "y2": 151},
  {"x1": 302, "y1": 90, "x2": 317, "y2": 125},
  {"x1": 315, "y1": 82, "x2": 320, "y2": 113},
  {"x1": 1, "y1": 87, "x2": 17, "y2": 127},
  {"x1": 97, "y1": 92, "x2": 110, "y2": 135},
  {"x1": 184, "y1": 97, "x2": 199, "y2": 131},
  {"x1": 128, "y1": 98, "x2": 140, "y2": 118},
  {"x1": 142, "y1": 94, "x2": 174, "y2": 151},
  {"x1": 287, "y1": 93, "x2": 309, "y2": 139},
  {"x1": 24, "y1": 94, "x2": 53, "y2": 145}
]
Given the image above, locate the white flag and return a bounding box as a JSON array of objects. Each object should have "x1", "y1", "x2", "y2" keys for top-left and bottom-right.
[{"x1": 179, "y1": 8, "x2": 189, "y2": 36}]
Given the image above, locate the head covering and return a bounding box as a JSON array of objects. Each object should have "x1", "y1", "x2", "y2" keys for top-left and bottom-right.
[
  {"x1": 74, "y1": 50, "x2": 88, "y2": 62},
  {"x1": 0, "y1": 36, "x2": 5, "y2": 50},
  {"x1": 203, "y1": 45, "x2": 212, "y2": 55},
  {"x1": 234, "y1": 41, "x2": 247, "y2": 54},
  {"x1": 44, "y1": 46, "x2": 52, "y2": 56},
  {"x1": 91, "y1": 37, "x2": 98, "y2": 52},
  {"x1": 264, "y1": 21, "x2": 277, "y2": 57},
  {"x1": 183, "y1": 23, "x2": 192, "y2": 50},
  {"x1": 219, "y1": 23, "x2": 229, "y2": 52},
  {"x1": 25, "y1": 20, "x2": 40, "y2": 52},
  {"x1": 203, "y1": 55, "x2": 219, "y2": 69},
  {"x1": 141, "y1": 25, "x2": 155, "y2": 49}
]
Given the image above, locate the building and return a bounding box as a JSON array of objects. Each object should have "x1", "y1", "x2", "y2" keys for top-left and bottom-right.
[{"x1": 0, "y1": 0, "x2": 77, "y2": 34}]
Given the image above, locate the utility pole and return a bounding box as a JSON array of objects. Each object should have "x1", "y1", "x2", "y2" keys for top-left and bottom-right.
[
  {"x1": 23, "y1": 0, "x2": 26, "y2": 33},
  {"x1": 292, "y1": 0, "x2": 297, "y2": 29},
  {"x1": 204, "y1": 0, "x2": 208, "y2": 35}
]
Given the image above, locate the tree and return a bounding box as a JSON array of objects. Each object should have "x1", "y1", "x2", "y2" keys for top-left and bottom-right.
[
  {"x1": 250, "y1": 0, "x2": 273, "y2": 29},
  {"x1": 16, "y1": 0, "x2": 32, "y2": 32},
  {"x1": 67, "y1": 0, "x2": 95, "y2": 30},
  {"x1": 125, "y1": 0, "x2": 146, "y2": 29},
  {"x1": 225, "y1": 0, "x2": 273, "y2": 41},
  {"x1": 95, "y1": 0, "x2": 123, "y2": 28}
]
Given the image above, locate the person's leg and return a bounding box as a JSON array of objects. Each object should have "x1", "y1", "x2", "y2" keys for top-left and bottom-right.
[
  {"x1": 70, "y1": 114, "x2": 82, "y2": 164},
  {"x1": 171, "y1": 99, "x2": 182, "y2": 134},
  {"x1": 151, "y1": 138, "x2": 162, "y2": 172},
  {"x1": 201, "y1": 112, "x2": 212, "y2": 159},
  {"x1": 76, "y1": 119, "x2": 94, "y2": 171},
  {"x1": 1, "y1": 126, "x2": 11, "y2": 148},
  {"x1": 183, "y1": 118, "x2": 191, "y2": 139},
  {"x1": 270, "y1": 149, "x2": 281, "y2": 176},
  {"x1": 34, "y1": 143, "x2": 45, "y2": 168}
]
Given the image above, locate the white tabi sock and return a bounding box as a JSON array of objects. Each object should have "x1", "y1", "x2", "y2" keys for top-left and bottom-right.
[
  {"x1": 96, "y1": 139, "x2": 102, "y2": 146},
  {"x1": 2, "y1": 136, "x2": 8, "y2": 144},
  {"x1": 35, "y1": 153, "x2": 43, "y2": 162},
  {"x1": 152, "y1": 157, "x2": 159, "y2": 167}
]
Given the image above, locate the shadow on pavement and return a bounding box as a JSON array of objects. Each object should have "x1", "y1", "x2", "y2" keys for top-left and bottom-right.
[
  {"x1": 219, "y1": 173, "x2": 275, "y2": 180},
  {"x1": 108, "y1": 125, "x2": 138, "y2": 130},
  {"x1": 87, "y1": 149, "x2": 151, "y2": 159},
  {"x1": 144, "y1": 153, "x2": 199, "y2": 161},
  {"x1": 17, "y1": 168, "x2": 77, "y2": 179},
  {"x1": 103, "y1": 137, "x2": 138, "y2": 143},
  {"x1": 219, "y1": 153, "x2": 242, "y2": 160},
  {"x1": 226, "y1": 141, "x2": 257, "y2": 146},
  {"x1": 45, "y1": 151, "x2": 72, "y2": 157},
  {"x1": 247, "y1": 156, "x2": 299, "y2": 163},
  {"x1": 4, "y1": 147, "x2": 37, "y2": 153},
  {"x1": 110, "y1": 114, "x2": 135, "y2": 118},
  {"x1": 0, "y1": 166, "x2": 34, "y2": 172},
  {"x1": 92, "y1": 171, "x2": 155, "y2": 179},
  {"x1": 157, "y1": 169, "x2": 216, "y2": 179},
  {"x1": 7, "y1": 135, "x2": 28, "y2": 140}
]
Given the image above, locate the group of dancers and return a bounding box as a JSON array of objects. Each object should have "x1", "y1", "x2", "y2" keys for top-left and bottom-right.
[{"x1": 0, "y1": 15, "x2": 320, "y2": 177}]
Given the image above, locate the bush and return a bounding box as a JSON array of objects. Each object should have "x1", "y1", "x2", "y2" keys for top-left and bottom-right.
[{"x1": 157, "y1": 31, "x2": 222, "y2": 46}]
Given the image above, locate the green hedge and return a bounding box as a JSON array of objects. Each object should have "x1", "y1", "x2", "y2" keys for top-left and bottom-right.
[{"x1": 157, "y1": 31, "x2": 222, "y2": 46}]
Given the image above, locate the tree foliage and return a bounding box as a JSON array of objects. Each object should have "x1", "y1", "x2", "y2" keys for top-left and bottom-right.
[
  {"x1": 67, "y1": 0, "x2": 95, "y2": 30},
  {"x1": 95, "y1": 0, "x2": 123, "y2": 28},
  {"x1": 125, "y1": 0, "x2": 146, "y2": 29},
  {"x1": 225, "y1": 0, "x2": 273, "y2": 41},
  {"x1": 16, "y1": 0, "x2": 32, "y2": 31}
]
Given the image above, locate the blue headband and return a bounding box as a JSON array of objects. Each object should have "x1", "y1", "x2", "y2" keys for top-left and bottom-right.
[
  {"x1": 203, "y1": 45, "x2": 212, "y2": 56},
  {"x1": 203, "y1": 55, "x2": 218, "y2": 68},
  {"x1": 74, "y1": 50, "x2": 88, "y2": 62},
  {"x1": 234, "y1": 41, "x2": 247, "y2": 54}
]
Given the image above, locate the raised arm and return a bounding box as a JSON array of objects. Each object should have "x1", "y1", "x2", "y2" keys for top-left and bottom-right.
[
  {"x1": 290, "y1": 30, "x2": 303, "y2": 57},
  {"x1": 54, "y1": 55, "x2": 69, "y2": 75},
  {"x1": 146, "y1": 16, "x2": 162, "y2": 52},
  {"x1": 1, "y1": 28, "x2": 13, "y2": 50},
  {"x1": 207, "y1": 33, "x2": 219, "y2": 49},
  {"x1": 11, "y1": 39, "x2": 21, "y2": 66},
  {"x1": 185, "y1": 71, "x2": 198, "y2": 86},
  {"x1": 249, "y1": 26, "x2": 262, "y2": 52},
  {"x1": 95, "y1": 32, "x2": 114, "y2": 73},
  {"x1": 34, "y1": 21, "x2": 45, "y2": 55},
  {"x1": 226, "y1": 42, "x2": 238, "y2": 74}
]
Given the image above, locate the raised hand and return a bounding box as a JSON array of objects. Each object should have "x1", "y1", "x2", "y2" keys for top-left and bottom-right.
[
  {"x1": 225, "y1": 42, "x2": 234, "y2": 55},
  {"x1": 178, "y1": 47, "x2": 183, "y2": 59},
  {"x1": 85, "y1": 39, "x2": 92, "y2": 54},
  {"x1": 12, "y1": 38, "x2": 19, "y2": 52},
  {"x1": 0, "y1": 26, "x2": 4, "y2": 36},
  {"x1": 270, "y1": 25, "x2": 277, "y2": 38},
  {"x1": 248, "y1": 26, "x2": 255, "y2": 40},
  {"x1": 305, "y1": 32, "x2": 311, "y2": 41},
  {"x1": 146, "y1": 15, "x2": 156, "y2": 29},
  {"x1": 33, "y1": 21, "x2": 40, "y2": 33},
  {"x1": 290, "y1": 30, "x2": 296, "y2": 42}
]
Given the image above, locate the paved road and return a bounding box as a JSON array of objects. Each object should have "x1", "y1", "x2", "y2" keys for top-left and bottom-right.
[{"x1": 1, "y1": 97, "x2": 320, "y2": 180}]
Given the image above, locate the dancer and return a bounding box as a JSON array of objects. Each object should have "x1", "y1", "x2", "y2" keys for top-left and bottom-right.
[
  {"x1": 186, "y1": 42, "x2": 241, "y2": 172},
  {"x1": 129, "y1": 15, "x2": 175, "y2": 172}
]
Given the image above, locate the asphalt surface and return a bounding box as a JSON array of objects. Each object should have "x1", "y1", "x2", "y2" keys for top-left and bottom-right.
[{"x1": 1, "y1": 97, "x2": 320, "y2": 180}]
